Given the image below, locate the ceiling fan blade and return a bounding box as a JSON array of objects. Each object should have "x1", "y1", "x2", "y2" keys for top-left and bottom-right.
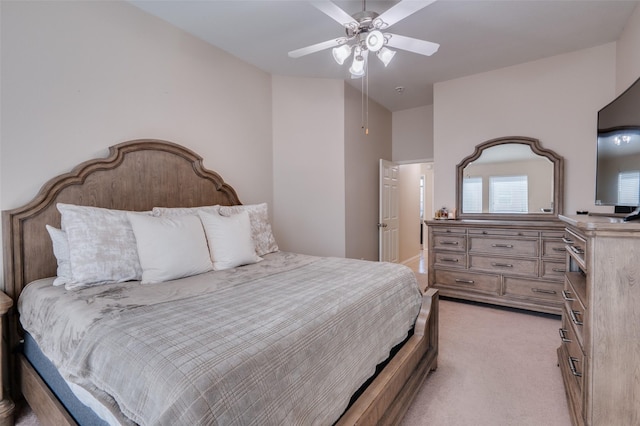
[
  {"x1": 288, "y1": 38, "x2": 346, "y2": 58},
  {"x1": 374, "y1": 0, "x2": 437, "y2": 29},
  {"x1": 311, "y1": 1, "x2": 358, "y2": 28},
  {"x1": 385, "y1": 33, "x2": 440, "y2": 56}
]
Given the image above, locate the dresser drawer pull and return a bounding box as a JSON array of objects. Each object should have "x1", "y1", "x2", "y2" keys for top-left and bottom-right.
[
  {"x1": 454, "y1": 278, "x2": 475, "y2": 285},
  {"x1": 491, "y1": 262, "x2": 513, "y2": 268},
  {"x1": 568, "y1": 356, "x2": 582, "y2": 377},
  {"x1": 569, "y1": 245, "x2": 585, "y2": 255},
  {"x1": 558, "y1": 328, "x2": 572, "y2": 343},
  {"x1": 491, "y1": 244, "x2": 513, "y2": 248},
  {"x1": 562, "y1": 290, "x2": 575, "y2": 301},
  {"x1": 532, "y1": 288, "x2": 557, "y2": 295},
  {"x1": 440, "y1": 241, "x2": 459, "y2": 245},
  {"x1": 569, "y1": 309, "x2": 583, "y2": 326},
  {"x1": 440, "y1": 258, "x2": 459, "y2": 263},
  {"x1": 552, "y1": 247, "x2": 566, "y2": 252},
  {"x1": 552, "y1": 268, "x2": 566, "y2": 273},
  {"x1": 562, "y1": 237, "x2": 574, "y2": 244}
]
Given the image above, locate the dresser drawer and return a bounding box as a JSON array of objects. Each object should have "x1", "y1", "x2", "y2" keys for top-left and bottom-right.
[
  {"x1": 542, "y1": 230, "x2": 565, "y2": 239},
  {"x1": 468, "y1": 228, "x2": 538, "y2": 237},
  {"x1": 558, "y1": 313, "x2": 584, "y2": 408},
  {"x1": 469, "y1": 255, "x2": 538, "y2": 276},
  {"x1": 563, "y1": 278, "x2": 586, "y2": 346},
  {"x1": 469, "y1": 237, "x2": 538, "y2": 257},
  {"x1": 564, "y1": 229, "x2": 586, "y2": 269},
  {"x1": 434, "y1": 269, "x2": 500, "y2": 294},
  {"x1": 432, "y1": 234, "x2": 466, "y2": 251},
  {"x1": 433, "y1": 251, "x2": 466, "y2": 268},
  {"x1": 504, "y1": 277, "x2": 562, "y2": 303},
  {"x1": 432, "y1": 226, "x2": 466, "y2": 235},
  {"x1": 542, "y1": 239, "x2": 567, "y2": 259},
  {"x1": 541, "y1": 260, "x2": 566, "y2": 280}
]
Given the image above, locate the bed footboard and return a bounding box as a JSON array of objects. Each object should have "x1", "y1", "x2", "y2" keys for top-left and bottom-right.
[{"x1": 337, "y1": 287, "x2": 439, "y2": 426}]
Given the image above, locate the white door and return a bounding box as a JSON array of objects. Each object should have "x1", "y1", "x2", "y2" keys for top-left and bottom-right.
[{"x1": 379, "y1": 159, "x2": 400, "y2": 262}]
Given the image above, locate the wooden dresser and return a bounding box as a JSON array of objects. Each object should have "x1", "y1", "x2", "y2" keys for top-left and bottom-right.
[
  {"x1": 557, "y1": 215, "x2": 640, "y2": 426},
  {"x1": 426, "y1": 219, "x2": 566, "y2": 314}
]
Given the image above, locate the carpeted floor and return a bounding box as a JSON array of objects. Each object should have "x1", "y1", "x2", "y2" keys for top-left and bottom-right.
[
  {"x1": 401, "y1": 296, "x2": 571, "y2": 426},
  {"x1": 15, "y1": 293, "x2": 571, "y2": 426}
]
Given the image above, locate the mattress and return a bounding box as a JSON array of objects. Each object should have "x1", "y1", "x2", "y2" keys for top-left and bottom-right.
[{"x1": 19, "y1": 251, "x2": 422, "y2": 425}]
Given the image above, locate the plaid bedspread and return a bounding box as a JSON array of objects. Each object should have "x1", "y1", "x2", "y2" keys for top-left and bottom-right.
[{"x1": 19, "y1": 252, "x2": 422, "y2": 425}]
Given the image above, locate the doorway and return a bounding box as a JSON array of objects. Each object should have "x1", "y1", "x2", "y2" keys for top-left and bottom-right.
[{"x1": 398, "y1": 162, "x2": 433, "y2": 272}]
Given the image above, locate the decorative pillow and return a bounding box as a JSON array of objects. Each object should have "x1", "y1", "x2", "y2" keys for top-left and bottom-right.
[
  {"x1": 58, "y1": 203, "x2": 146, "y2": 289},
  {"x1": 45, "y1": 225, "x2": 71, "y2": 287},
  {"x1": 218, "y1": 203, "x2": 279, "y2": 256},
  {"x1": 127, "y1": 214, "x2": 213, "y2": 284},
  {"x1": 152, "y1": 205, "x2": 220, "y2": 217},
  {"x1": 198, "y1": 210, "x2": 262, "y2": 271}
]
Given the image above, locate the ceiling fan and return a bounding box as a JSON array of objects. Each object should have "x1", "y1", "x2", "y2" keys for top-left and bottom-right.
[{"x1": 288, "y1": 0, "x2": 440, "y2": 78}]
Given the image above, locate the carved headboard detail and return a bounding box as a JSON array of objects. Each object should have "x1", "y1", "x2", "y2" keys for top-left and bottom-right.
[{"x1": 2, "y1": 139, "x2": 241, "y2": 302}]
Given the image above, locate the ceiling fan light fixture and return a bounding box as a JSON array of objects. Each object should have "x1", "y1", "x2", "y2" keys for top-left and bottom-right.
[
  {"x1": 349, "y1": 47, "x2": 367, "y2": 77},
  {"x1": 332, "y1": 44, "x2": 352, "y2": 65},
  {"x1": 365, "y1": 30, "x2": 385, "y2": 52},
  {"x1": 376, "y1": 47, "x2": 396, "y2": 67}
]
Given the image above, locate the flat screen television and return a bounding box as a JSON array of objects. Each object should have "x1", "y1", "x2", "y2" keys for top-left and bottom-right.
[{"x1": 595, "y1": 76, "x2": 640, "y2": 220}]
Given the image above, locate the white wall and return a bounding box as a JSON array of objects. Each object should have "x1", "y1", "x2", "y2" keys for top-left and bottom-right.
[
  {"x1": 1, "y1": 1, "x2": 273, "y2": 288},
  {"x1": 392, "y1": 105, "x2": 434, "y2": 162},
  {"x1": 344, "y1": 84, "x2": 392, "y2": 261},
  {"x1": 272, "y1": 76, "x2": 346, "y2": 257},
  {"x1": 434, "y1": 43, "x2": 617, "y2": 216},
  {"x1": 616, "y1": 4, "x2": 640, "y2": 94}
]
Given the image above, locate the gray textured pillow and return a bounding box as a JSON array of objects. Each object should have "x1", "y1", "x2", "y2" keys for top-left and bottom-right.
[
  {"x1": 218, "y1": 203, "x2": 279, "y2": 256},
  {"x1": 45, "y1": 225, "x2": 71, "y2": 286},
  {"x1": 58, "y1": 203, "x2": 147, "y2": 289}
]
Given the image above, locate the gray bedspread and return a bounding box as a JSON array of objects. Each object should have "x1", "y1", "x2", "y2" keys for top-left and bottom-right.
[{"x1": 19, "y1": 252, "x2": 422, "y2": 426}]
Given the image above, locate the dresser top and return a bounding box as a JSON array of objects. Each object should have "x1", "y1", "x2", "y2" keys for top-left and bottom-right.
[
  {"x1": 560, "y1": 214, "x2": 640, "y2": 233},
  {"x1": 425, "y1": 218, "x2": 563, "y2": 229}
]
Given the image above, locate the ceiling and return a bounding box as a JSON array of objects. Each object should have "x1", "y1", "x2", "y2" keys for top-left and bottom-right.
[{"x1": 130, "y1": 0, "x2": 639, "y2": 112}]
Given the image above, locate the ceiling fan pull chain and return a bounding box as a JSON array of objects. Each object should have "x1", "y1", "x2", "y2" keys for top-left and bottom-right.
[
  {"x1": 365, "y1": 63, "x2": 369, "y2": 135},
  {"x1": 361, "y1": 72, "x2": 365, "y2": 131}
]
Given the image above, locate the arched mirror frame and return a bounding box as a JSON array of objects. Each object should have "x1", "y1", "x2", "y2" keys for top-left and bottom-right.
[{"x1": 456, "y1": 136, "x2": 564, "y2": 220}]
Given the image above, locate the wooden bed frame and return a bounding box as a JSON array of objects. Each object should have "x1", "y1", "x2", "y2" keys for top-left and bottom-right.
[{"x1": 1, "y1": 139, "x2": 438, "y2": 426}]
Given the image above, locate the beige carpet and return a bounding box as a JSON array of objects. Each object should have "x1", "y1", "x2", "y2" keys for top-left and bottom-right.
[
  {"x1": 15, "y1": 297, "x2": 571, "y2": 426},
  {"x1": 401, "y1": 297, "x2": 571, "y2": 426}
]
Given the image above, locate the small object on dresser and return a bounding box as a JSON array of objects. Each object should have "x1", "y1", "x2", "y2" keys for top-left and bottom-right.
[
  {"x1": 435, "y1": 207, "x2": 449, "y2": 219},
  {"x1": 576, "y1": 210, "x2": 589, "y2": 215}
]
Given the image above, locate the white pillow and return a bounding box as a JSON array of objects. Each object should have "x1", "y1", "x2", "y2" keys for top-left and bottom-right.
[
  {"x1": 127, "y1": 214, "x2": 213, "y2": 284},
  {"x1": 45, "y1": 225, "x2": 71, "y2": 286},
  {"x1": 218, "y1": 203, "x2": 279, "y2": 256},
  {"x1": 58, "y1": 203, "x2": 147, "y2": 289},
  {"x1": 198, "y1": 210, "x2": 262, "y2": 271},
  {"x1": 152, "y1": 205, "x2": 220, "y2": 217}
]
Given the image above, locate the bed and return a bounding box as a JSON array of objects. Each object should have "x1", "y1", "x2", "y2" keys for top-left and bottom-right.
[{"x1": 2, "y1": 139, "x2": 438, "y2": 426}]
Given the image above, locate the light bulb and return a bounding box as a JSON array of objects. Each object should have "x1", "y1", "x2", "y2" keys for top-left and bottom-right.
[
  {"x1": 349, "y1": 47, "x2": 367, "y2": 78},
  {"x1": 365, "y1": 30, "x2": 384, "y2": 52},
  {"x1": 377, "y1": 47, "x2": 396, "y2": 67},
  {"x1": 332, "y1": 44, "x2": 352, "y2": 65}
]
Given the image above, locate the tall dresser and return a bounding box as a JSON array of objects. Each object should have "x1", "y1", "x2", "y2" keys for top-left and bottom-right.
[
  {"x1": 426, "y1": 219, "x2": 566, "y2": 314},
  {"x1": 557, "y1": 215, "x2": 640, "y2": 426}
]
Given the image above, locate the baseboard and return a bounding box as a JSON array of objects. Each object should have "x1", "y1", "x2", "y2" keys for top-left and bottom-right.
[{"x1": 401, "y1": 254, "x2": 421, "y2": 265}]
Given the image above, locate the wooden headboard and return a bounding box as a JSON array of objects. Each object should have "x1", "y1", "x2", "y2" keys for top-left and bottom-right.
[{"x1": 2, "y1": 139, "x2": 241, "y2": 303}]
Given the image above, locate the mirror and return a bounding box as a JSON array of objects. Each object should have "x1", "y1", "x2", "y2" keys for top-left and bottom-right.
[{"x1": 456, "y1": 136, "x2": 564, "y2": 220}]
